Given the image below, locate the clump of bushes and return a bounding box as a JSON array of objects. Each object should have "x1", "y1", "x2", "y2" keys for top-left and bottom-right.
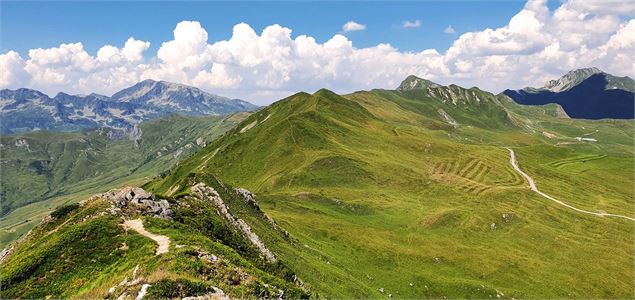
[
  {"x1": 145, "y1": 279, "x2": 211, "y2": 299},
  {"x1": 50, "y1": 203, "x2": 80, "y2": 219}
]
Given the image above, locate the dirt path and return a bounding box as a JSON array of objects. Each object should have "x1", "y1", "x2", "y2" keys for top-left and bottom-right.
[
  {"x1": 123, "y1": 219, "x2": 171, "y2": 255},
  {"x1": 505, "y1": 148, "x2": 635, "y2": 222},
  {"x1": 44, "y1": 217, "x2": 72, "y2": 237}
]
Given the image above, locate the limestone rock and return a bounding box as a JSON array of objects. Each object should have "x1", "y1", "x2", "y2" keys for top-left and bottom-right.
[
  {"x1": 235, "y1": 188, "x2": 289, "y2": 238},
  {"x1": 182, "y1": 287, "x2": 229, "y2": 300},
  {"x1": 102, "y1": 187, "x2": 173, "y2": 219},
  {"x1": 192, "y1": 183, "x2": 276, "y2": 262}
]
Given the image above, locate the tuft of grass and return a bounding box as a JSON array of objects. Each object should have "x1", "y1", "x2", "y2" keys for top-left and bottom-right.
[
  {"x1": 145, "y1": 278, "x2": 212, "y2": 299},
  {"x1": 50, "y1": 203, "x2": 80, "y2": 220}
]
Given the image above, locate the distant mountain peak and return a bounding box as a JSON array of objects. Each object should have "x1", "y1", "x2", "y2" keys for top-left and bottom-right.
[
  {"x1": 397, "y1": 75, "x2": 442, "y2": 91},
  {"x1": 140, "y1": 78, "x2": 180, "y2": 88},
  {"x1": 88, "y1": 92, "x2": 108, "y2": 99},
  {"x1": 313, "y1": 88, "x2": 339, "y2": 97},
  {"x1": 140, "y1": 78, "x2": 157, "y2": 84},
  {"x1": 54, "y1": 92, "x2": 72, "y2": 98},
  {"x1": 536, "y1": 67, "x2": 634, "y2": 93},
  {"x1": 504, "y1": 68, "x2": 634, "y2": 119},
  {"x1": 543, "y1": 67, "x2": 603, "y2": 92}
]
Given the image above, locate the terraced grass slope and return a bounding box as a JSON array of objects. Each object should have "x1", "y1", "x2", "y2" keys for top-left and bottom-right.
[
  {"x1": 0, "y1": 113, "x2": 248, "y2": 247},
  {"x1": 145, "y1": 77, "x2": 634, "y2": 298}
]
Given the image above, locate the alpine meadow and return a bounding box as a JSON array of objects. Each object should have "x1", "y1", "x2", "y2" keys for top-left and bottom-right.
[{"x1": 1, "y1": 1, "x2": 634, "y2": 299}]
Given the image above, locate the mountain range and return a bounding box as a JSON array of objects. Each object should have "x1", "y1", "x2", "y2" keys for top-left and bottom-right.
[
  {"x1": 2, "y1": 68, "x2": 631, "y2": 136},
  {"x1": 503, "y1": 67, "x2": 634, "y2": 119},
  {"x1": 1, "y1": 70, "x2": 634, "y2": 298},
  {"x1": 0, "y1": 80, "x2": 257, "y2": 134}
]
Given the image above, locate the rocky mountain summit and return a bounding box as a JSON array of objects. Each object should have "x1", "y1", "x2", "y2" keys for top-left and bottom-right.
[
  {"x1": 0, "y1": 80, "x2": 257, "y2": 134},
  {"x1": 543, "y1": 67, "x2": 603, "y2": 92},
  {"x1": 503, "y1": 68, "x2": 634, "y2": 119},
  {"x1": 397, "y1": 75, "x2": 442, "y2": 91},
  {"x1": 542, "y1": 67, "x2": 634, "y2": 93},
  {"x1": 396, "y1": 75, "x2": 500, "y2": 106}
]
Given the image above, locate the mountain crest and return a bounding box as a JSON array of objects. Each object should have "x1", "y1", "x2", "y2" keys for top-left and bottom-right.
[
  {"x1": 397, "y1": 75, "x2": 442, "y2": 91},
  {"x1": 543, "y1": 67, "x2": 602, "y2": 92},
  {"x1": 313, "y1": 88, "x2": 340, "y2": 98},
  {"x1": 395, "y1": 75, "x2": 497, "y2": 106},
  {"x1": 504, "y1": 68, "x2": 634, "y2": 119}
]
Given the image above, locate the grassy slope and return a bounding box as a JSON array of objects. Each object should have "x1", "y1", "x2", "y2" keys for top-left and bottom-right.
[
  {"x1": 0, "y1": 177, "x2": 309, "y2": 299},
  {"x1": 0, "y1": 113, "x2": 248, "y2": 248},
  {"x1": 146, "y1": 88, "x2": 634, "y2": 298}
]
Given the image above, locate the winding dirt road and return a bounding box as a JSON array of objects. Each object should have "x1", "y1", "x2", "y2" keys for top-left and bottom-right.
[
  {"x1": 123, "y1": 219, "x2": 171, "y2": 255},
  {"x1": 505, "y1": 147, "x2": 635, "y2": 222}
]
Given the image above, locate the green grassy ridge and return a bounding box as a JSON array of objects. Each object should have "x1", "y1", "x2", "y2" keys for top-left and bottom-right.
[
  {"x1": 0, "y1": 178, "x2": 309, "y2": 299},
  {"x1": 0, "y1": 113, "x2": 248, "y2": 248},
  {"x1": 145, "y1": 86, "x2": 634, "y2": 297},
  {"x1": 145, "y1": 90, "x2": 378, "y2": 195},
  {"x1": 361, "y1": 89, "x2": 514, "y2": 131}
]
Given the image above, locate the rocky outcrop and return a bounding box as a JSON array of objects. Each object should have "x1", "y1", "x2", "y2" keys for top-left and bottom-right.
[
  {"x1": 192, "y1": 183, "x2": 277, "y2": 262},
  {"x1": 0, "y1": 245, "x2": 14, "y2": 264},
  {"x1": 129, "y1": 124, "x2": 143, "y2": 147},
  {"x1": 108, "y1": 264, "x2": 148, "y2": 299},
  {"x1": 235, "y1": 188, "x2": 288, "y2": 238},
  {"x1": 437, "y1": 109, "x2": 458, "y2": 128},
  {"x1": 100, "y1": 187, "x2": 173, "y2": 219},
  {"x1": 182, "y1": 287, "x2": 229, "y2": 300},
  {"x1": 235, "y1": 188, "x2": 259, "y2": 208}
]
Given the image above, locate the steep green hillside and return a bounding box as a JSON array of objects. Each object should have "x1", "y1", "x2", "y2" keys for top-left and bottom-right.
[
  {"x1": 0, "y1": 177, "x2": 309, "y2": 299},
  {"x1": 145, "y1": 78, "x2": 634, "y2": 298},
  {"x1": 0, "y1": 113, "x2": 248, "y2": 247}
]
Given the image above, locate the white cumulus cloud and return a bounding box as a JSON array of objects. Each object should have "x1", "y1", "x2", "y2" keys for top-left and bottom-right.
[
  {"x1": 403, "y1": 20, "x2": 422, "y2": 28},
  {"x1": 0, "y1": 51, "x2": 29, "y2": 89},
  {"x1": 342, "y1": 21, "x2": 366, "y2": 32},
  {"x1": 444, "y1": 25, "x2": 456, "y2": 34}
]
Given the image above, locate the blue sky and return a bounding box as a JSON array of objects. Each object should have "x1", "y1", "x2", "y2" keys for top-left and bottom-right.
[{"x1": 2, "y1": 1, "x2": 538, "y2": 56}]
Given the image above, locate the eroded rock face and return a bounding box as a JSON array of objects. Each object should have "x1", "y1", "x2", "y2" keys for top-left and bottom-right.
[
  {"x1": 235, "y1": 188, "x2": 259, "y2": 209},
  {"x1": 182, "y1": 287, "x2": 229, "y2": 300},
  {"x1": 235, "y1": 188, "x2": 289, "y2": 239},
  {"x1": 0, "y1": 245, "x2": 14, "y2": 264},
  {"x1": 192, "y1": 183, "x2": 277, "y2": 262},
  {"x1": 102, "y1": 187, "x2": 173, "y2": 219}
]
